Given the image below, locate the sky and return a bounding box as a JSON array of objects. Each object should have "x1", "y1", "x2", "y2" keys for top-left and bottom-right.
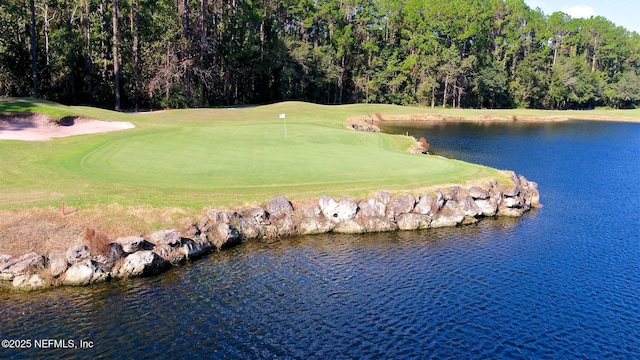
[{"x1": 524, "y1": 0, "x2": 640, "y2": 34}]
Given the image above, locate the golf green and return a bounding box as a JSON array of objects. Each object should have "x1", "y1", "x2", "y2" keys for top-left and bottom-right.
[{"x1": 0, "y1": 99, "x2": 505, "y2": 209}]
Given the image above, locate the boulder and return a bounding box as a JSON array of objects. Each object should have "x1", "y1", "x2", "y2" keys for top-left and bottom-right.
[
  {"x1": 333, "y1": 219, "x2": 366, "y2": 234},
  {"x1": 498, "y1": 206, "x2": 525, "y2": 217},
  {"x1": 474, "y1": 198, "x2": 498, "y2": 217},
  {"x1": 237, "y1": 217, "x2": 265, "y2": 239},
  {"x1": 266, "y1": 196, "x2": 294, "y2": 216},
  {"x1": 206, "y1": 209, "x2": 239, "y2": 224},
  {"x1": 149, "y1": 229, "x2": 181, "y2": 247},
  {"x1": 153, "y1": 244, "x2": 186, "y2": 266},
  {"x1": 468, "y1": 186, "x2": 489, "y2": 200},
  {"x1": 115, "y1": 236, "x2": 147, "y2": 254},
  {"x1": 92, "y1": 243, "x2": 124, "y2": 272},
  {"x1": 414, "y1": 194, "x2": 438, "y2": 216},
  {"x1": 397, "y1": 213, "x2": 431, "y2": 231},
  {"x1": 500, "y1": 178, "x2": 520, "y2": 197},
  {"x1": 358, "y1": 217, "x2": 397, "y2": 233},
  {"x1": 502, "y1": 196, "x2": 523, "y2": 208},
  {"x1": 47, "y1": 251, "x2": 68, "y2": 278},
  {"x1": 489, "y1": 186, "x2": 503, "y2": 204},
  {"x1": 431, "y1": 201, "x2": 465, "y2": 228},
  {"x1": 357, "y1": 198, "x2": 387, "y2": 218},
  {"x1": 458, "y1": 196, "x2": 483, "y2": 217},
  {"x1": 442, "y1": 186, "x2": 461, "y2": 201},
  {"x1": 265, "y1": 213, "x2": 297, "y2": 238},
  {"x1": 3, "y1": 252, "x2": 44, "y2": 275},
  {"x1": 0, "y1": 254, "x2": 14, "y2": 271},
  {"x1": 376, "y1": 191, "x2": 392, "y2": 205},
  {"x1": 62, "y1": 260, "x2": 108, "y2": 286},
  {"x1": 211, "y1": 222, "x2": 242, "y2": 250},
  {"x1": 114, "y1": 251, "x2": 167, "y2": 278},
  {"x1": 66, "y1": 244, "x2": 90, "y2": 264},
  {"x1": 436, "y1": 191, "x2": 446, "y2": 209},
  {"x1": 239, "y1": 207, "x2": 269, "y2": 224},
  {"x1": 298, "y1": 211, "x2": 335, "y2": 235},
  {"x1": 386, "y1": 194, "x2": 416, "y2": 220},
  {"x1": 319, "y1": 196, "x2": 358, "y2": 222},
  {"x1": 524, "y1": 186, "x2": 541, "y2": 208},
  {"x1": 12, "y1": 274, "x2": 47, "y2": 290},
  {"x1": 178, "y1": 238, "x2": 212, "y2": 259}
]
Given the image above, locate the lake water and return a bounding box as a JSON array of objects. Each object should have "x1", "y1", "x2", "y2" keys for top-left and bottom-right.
[{"x1": 1, "y1": 120, "x2": 639, "y2": 359}]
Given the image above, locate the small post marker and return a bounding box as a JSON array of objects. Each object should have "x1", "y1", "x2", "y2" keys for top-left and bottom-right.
[
  {"x1": 62, "y1": 201, "x2": 65, "y2": 216},
  {"x1": 279, "y1": 113, "x2": 287, "y2": 140}
]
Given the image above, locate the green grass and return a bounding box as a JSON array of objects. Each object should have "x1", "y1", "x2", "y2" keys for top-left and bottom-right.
[{"x1": 2, "y1": 97, "x2": 552, "y2": 213}]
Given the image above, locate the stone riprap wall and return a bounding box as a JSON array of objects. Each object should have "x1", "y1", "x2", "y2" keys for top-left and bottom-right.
[{"x1": 0, "y1": 172, "x2": 540, "y2": 291}]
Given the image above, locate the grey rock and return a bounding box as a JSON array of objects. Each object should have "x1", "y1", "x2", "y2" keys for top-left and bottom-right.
[
  {"x1": 12, "y1": 274, "x2": 47, "y2": 290},
  {"x1": 502, "y1": 196, "x2": 523, "y2": 208},
  {"x1": 47, "y1": 251, "x2": 68, "y2": 278},
  {"x1": 211, "y1": 222, "x2": 242, "y2": 249},
  {"x1": 376, "y1": 191, "x2": 391, "y2": 204},
  {"x1": 524, "y1": 187, "x2": 541, "y2": 208},
  {"x1": 458, "y1": 195, "x2": 483, "y2": 217},
  {"x1": 414, "y1": 194, "x2": 438, "y2": 216},
  {"x1": 333, "y1": 219, "x2": 366, "y2": 234},
  {"x1": 92, "y1": 243, "x2": 124, "y2": 272},
  {"x1": 358, "y1": 217, "x2": 397, "y2": 233},
  {"x1": 387, "y1": 194, "x2": 416, "y2": 219},
  {"x1": 266, "y1": 196, "x2": 294, "y2": 216},
  {"x1": 237, "y1": 216, "x2": 265, "y2": 239},
  {"x1": 498, "y1": 206, "x2": 525, "y2": 217},
  {"x1": 149, "y1": 229, "x2": 181, "y2": 247},
  {"x1": 436, "y1": 191, "x2": 446, "y2": 209},
  {"x1": 178, "y1": 238, "x2": 212, "y2": 259},
  {"x1": 431, "y1": 201, "x2": 465, "y2": 228},
  {"x1": 469, "y1": 186, "x2": 490, "y2": 199},
  {"x1": 62, "y1": 260, "x2": 108, "y2": 286},
  {"x1": 206, "y1": 209, "x2": 239, "y2": 224},
  {"x1": 319, "y1": 197, "x2": 358, "y2": 222},
  {"x1": 299, "y1": 217, "x2": 335, "y2": 235},
  {"x1": 474, "y1": 198, "x2": 498, "y2": 216},
  {"x1": 442, "y1": 186, "x2": 461, "y2": 201},
  {"x1": 153, "y1": 244, "x2": 186, "y2": 265},
  {"x1": 357, "y1": 198, "x2": 387, "y2": 218},
  {"x1": 397, "y1": 213, "x2": 430, "y2": 230},
  {"x1": 239, "y1": 207, "x2": 269, "y2": 224},
  {"x1": 116, "y1": 236, "x2": 147, "y2": 254},
  {"x1": 4, "y1": 252, "x2": 44, "y2": 275},
  {"x1": 501, "y1": 181, "x2": 520, "y2": 197},
  {"x1": 66, "y1": 244, "x2": 90, "y2": 264},
  {"x1": 114, "y1": 251, "x2": 167, "y2": 278},
  {"x1": 0, "y1": 254, "x2": 14, "y2": 272},
  {"x1": 266, "y1": 213, "x2": 296, "y2": 238}
]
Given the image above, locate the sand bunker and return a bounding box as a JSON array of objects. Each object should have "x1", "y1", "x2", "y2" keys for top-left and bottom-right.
[{"x1": 0, "y1": 114, "x2": 135, "y2": 141}]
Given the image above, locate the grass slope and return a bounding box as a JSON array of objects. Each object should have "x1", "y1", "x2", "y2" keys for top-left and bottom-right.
[{"x1": 0, "y1": 98, "x2": 508, "y2": 213}]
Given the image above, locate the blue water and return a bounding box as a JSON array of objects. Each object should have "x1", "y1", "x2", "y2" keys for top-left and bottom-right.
[{"x1": 1, "y1": 120, "x2": 639, "y2": 359}]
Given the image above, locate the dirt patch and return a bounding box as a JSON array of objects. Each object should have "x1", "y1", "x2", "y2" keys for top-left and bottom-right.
[
  {"x1": 0, "y1": 205, "x2": 200, "y2": 257},
  {"x1": 0, "y1": 113, "x2": 135, "y2": 141}
]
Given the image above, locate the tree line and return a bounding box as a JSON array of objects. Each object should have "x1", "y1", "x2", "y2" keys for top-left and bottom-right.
[{"x1": 1, "y1": 0, "x2": 639, "y2": 110}]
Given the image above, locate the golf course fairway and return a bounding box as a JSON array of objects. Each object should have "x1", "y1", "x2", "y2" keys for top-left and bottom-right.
[{"x1": 0, "y1": 98, "x2": 507, "y2": 212}]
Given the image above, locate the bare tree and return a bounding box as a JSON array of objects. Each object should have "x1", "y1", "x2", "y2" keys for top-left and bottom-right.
[
  {"x1": 112, "y1": 0, "x2": 121, "y2": 110},
  {"x1": 29, "y1": 0, "x2": 38, "y2": 98}
]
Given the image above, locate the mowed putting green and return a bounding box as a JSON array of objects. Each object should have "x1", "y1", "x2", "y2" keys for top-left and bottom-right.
[{"x1": 0, "y1": 99, "x2": 506, "y2": 210}]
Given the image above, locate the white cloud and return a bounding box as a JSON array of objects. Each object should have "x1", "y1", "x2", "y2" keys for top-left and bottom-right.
[{"x1": 562, "y1": 5, "x2": 596, "y2": 18}]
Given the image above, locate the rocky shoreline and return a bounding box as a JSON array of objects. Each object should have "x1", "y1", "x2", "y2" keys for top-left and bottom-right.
[{"x1": 0, "y1": 172, "x2": 540, "y2": 291}]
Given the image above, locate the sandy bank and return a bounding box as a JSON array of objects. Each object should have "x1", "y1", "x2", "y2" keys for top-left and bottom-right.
[{"x1": 0, "y1": 113, "x2": 135, "y2": 141}]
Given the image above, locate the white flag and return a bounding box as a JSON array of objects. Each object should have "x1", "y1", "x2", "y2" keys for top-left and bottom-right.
[{"x1": 279, "y1": 113, "x2": 286, "y2": 119}]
